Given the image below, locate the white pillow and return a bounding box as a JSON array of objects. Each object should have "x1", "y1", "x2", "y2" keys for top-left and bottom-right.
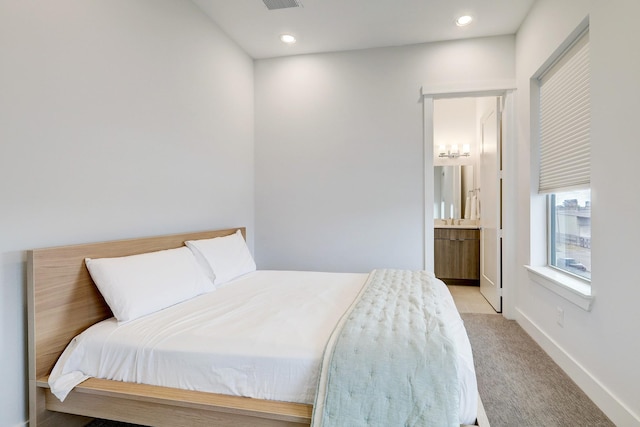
[
  {"x1": 85, "y1": 246, "x2": 214, "y2": 323},
  {"x1": 185, "y1": 230, "x2": 256, "y2": 286}
]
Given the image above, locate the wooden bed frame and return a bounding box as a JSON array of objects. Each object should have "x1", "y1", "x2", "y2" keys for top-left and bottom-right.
[
  {"x1": 27, "y1": 227, "x2": 312, "y2": 427},
  {"x1": 28, "y1": 226, "x2": 487, "y2": 427}
]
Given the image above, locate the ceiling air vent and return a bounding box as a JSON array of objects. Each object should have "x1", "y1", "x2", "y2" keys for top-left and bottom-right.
[{"x1": 262, "y1": 0, "x2": 302, "y2": 10}]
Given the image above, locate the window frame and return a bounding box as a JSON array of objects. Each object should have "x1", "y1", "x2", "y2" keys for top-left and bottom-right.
[{"x1": 525, "y1": 19, "x2": 594, "y2": 311}]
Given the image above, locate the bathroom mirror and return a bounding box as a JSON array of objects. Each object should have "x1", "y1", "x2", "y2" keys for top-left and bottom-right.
[{"x1": 434, "y1": 165, "x2": 474, "y2": 219}]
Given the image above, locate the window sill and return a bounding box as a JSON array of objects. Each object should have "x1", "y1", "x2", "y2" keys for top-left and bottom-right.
[{"x1": 524, "y1": 265, "x2": 593, "y2": 311}]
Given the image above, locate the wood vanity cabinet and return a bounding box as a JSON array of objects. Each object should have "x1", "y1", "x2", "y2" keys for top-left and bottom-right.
[{"x1": 434, "y1": 228, "x2": 480, "y2": 286}]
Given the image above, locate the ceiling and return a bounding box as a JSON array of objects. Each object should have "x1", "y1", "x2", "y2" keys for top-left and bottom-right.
[{"x1": 191, "y1": 0, "x2": 535, "y2": 59}]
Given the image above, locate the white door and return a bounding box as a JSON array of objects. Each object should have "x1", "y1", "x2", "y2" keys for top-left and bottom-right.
[{"x1": 480, "y1": 98, "x2": 502, "y2": 312}]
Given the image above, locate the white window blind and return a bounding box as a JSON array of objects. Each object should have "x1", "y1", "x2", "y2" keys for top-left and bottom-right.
[{"x1": 538, "y1": 30, "x2": 590, "y2": 193}]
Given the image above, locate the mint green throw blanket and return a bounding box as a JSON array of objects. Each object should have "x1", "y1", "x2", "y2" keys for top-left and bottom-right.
[{"x1": 312, "y1": 269, "x2": 460, "y2": 427}]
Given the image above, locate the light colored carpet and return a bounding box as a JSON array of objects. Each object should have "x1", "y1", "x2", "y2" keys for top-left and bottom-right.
[{"x1": 461, "y1": 313, "x2": 614, "y2": 427}]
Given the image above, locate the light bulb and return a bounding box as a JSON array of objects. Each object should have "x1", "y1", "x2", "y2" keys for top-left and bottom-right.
[
  {"x1": 280, "y1": 34, "x2": 296, "y2": 44},
  {"x1": 456, "y1": 15, "x2": 473, "y2": 27}
]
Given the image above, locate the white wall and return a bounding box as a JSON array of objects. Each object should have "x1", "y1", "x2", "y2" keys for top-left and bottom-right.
[
  {"x1": 433, "y1": 98, "x2": 478, "y2": 168},
  {"x1": 254, "y1": 36, "x2": 515, "y2": 272},
  {"x1": 0, "y1": 1, "x2": 254, "y2": 425},
  {"x1": 514, "y1": 0, "x2": 640, "y2": 425}
]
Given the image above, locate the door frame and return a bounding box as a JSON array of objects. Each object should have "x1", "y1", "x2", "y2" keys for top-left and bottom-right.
[{"x1": 422, "y1": 84, "x2": 516, "y2": 318}]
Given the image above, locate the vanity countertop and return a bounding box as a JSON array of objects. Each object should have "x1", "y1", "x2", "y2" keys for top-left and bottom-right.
[{"x1": 434, "y1": 219, "x2": 480, "y2": 229}]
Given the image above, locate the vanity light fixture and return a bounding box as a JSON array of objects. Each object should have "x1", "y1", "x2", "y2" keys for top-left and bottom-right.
[
  {"x1": 456, "y1": 15, "x2": 473, "y2": 27},
  {"x1": 439, "y1": 143, "x2": 471, "y2": 159},
  {"x1": 280, "y1": 34, "x2": 297, "y2": 44}
]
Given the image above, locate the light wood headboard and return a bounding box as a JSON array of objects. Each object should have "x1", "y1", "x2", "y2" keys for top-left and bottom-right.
[{"x1": 26, "y1": 227, "x2": 247, "y2": 425}]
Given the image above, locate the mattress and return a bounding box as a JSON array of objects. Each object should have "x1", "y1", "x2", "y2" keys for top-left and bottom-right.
[{"x1": 49, "y1": 270, "x2": 477, "y2": 424}]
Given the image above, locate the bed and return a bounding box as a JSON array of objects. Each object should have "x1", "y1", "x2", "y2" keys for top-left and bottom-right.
[{"x1": 27, "y1": 227, "x2": 481, "y2": 427}]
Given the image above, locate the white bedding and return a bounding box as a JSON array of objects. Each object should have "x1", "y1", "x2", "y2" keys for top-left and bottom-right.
[{"x1": 49, "y1": 270, "x2": 477, "y2": 424}]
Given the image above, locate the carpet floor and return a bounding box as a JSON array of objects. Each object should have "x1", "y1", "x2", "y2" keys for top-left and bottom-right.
[
  {"x1": 85, "y1": 314, "x2": 615, "y2": 427},
  {"x1": 461, "y1": 313, "x2": 614, "y2": 427}
]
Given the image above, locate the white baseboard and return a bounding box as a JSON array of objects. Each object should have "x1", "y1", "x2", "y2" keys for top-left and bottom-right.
[{"x1": 516, "y1": 308, "x2": 640, "y2": 427}]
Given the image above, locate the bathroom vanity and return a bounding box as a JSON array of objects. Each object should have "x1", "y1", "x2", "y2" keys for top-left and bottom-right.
[{"x1": 434, "y1": 225, "x2": 480, "y2": 286}]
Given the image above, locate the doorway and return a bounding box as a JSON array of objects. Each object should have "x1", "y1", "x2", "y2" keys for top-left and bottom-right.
[{"x1": 424, "y1": 89, "x2": 515, "y2": 313}]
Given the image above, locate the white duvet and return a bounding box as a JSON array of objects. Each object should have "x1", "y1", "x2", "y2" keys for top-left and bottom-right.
[{"x1": 49, "y1": 270, "x2": 477, "y2": 424}]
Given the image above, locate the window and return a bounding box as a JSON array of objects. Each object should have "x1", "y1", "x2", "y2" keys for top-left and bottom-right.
[
  {"x1": 538, "y1": 29, "x2": 591, "y2": 282},
  {"x1": 549, "y1": 190, "x2": 590, "y2": 280}
]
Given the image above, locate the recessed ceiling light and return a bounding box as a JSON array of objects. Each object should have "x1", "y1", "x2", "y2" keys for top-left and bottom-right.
[
  {"x1": 280, "y1": 34, "x2": 296, "y2": 44},
  {"x1": 456, "y1": 15, "x2": 473, "y2": 27}
]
